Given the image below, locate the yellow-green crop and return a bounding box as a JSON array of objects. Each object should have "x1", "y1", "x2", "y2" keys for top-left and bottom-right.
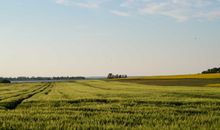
[{"x1": 0, "y1": 79, "x2": 220, "y2": 129}]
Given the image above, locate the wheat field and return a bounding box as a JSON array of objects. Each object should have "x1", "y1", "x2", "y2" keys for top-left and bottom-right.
[{"x1": 0, "y1": 78, "x2": 220, "y2": 129}]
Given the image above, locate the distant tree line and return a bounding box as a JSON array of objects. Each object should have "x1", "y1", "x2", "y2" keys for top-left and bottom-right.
[
  {"x1": 0, "y1": 76, "x2": 85, "y2": 82},
  {"x1": 202, "y1": 67, "x2": 220, "y2": 74},
  {"x1": 107, "y1": 73, "x2": 128, "y2": 79},
  {"x1": 0, "y1": 79, "x2": 11, "y2": 83}
]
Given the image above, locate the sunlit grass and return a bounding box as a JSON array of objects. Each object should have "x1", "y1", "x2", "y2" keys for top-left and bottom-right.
[
  {"x1": 207, "y1": 84, "x2": 220, "y2": 87},
  {"x1": 130, "y1": 73, "x2": 220, "y2": 79}
]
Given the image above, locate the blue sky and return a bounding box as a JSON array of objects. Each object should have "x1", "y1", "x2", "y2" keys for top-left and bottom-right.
[{"x1": 0, "y1": 0, "x2": 220, "y2": 77}]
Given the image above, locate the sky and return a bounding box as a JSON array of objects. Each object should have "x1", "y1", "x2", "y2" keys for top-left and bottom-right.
[{"x1": 0, "y1": 0, "x2": 220, "y2": 77}]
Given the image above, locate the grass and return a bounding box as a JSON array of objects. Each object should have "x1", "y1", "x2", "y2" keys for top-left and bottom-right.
[
  {"x1": 130, "y1": 73, "x2": 220, "y2": 79},
  {"x1": 0, "y1": 76, "x2": 220, "y2": 129},
  {"x1": 116, "y1": 73, "x2": 220, "y2": 87}
]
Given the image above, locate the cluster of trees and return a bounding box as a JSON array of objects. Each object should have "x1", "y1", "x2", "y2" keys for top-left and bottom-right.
[
  {"x1": 0, "y1": 79, "x2": 11, "y2": 83},
  {"x1": 202, "y1": 67, "x2": 220, "y2": 74},
  {"x1": 107, "y1": 73, "x2": 128, "y2": 79},
  {"x1": 0, "y1": 76, "x2": 85, "y2": 82}
]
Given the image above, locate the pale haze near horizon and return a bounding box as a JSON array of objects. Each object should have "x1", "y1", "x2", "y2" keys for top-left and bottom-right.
[{"x1": 0, "y1": 0, "x2": 220, "y2": 77}]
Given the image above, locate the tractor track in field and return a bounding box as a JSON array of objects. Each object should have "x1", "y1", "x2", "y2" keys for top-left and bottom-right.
[
  {"x1": 76, "y1": 82, "x2": 111, "y2": 90},
  {"x1": 58, "y1": 91, "x2": 69, "y2": 99},
  {"x1": 0, "y1": 85, "x2": 43, "y2": 101},
  {"x1": 43, "y1": 83, "x2": 54, "y2": 95},
  {"x1": 0, "y1": 83, "x2": 53, "y2": 110}
]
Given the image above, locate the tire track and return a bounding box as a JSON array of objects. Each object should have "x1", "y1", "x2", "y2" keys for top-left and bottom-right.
[
  {"x1": 0, "y1": 83, "x2": 52, "y2": 110},
  {"x1": 76, "y1": 82, "x2": 111, "y2": 90},
  {"x1": 58, "y1": 91, "x2": 69, "y2": 99},
  {"x1": 0, "y1": 85, "x2": 42, "y2": 101},
  {"x1": 43, "y1": 83, "x2": 54, "y2": 95}
]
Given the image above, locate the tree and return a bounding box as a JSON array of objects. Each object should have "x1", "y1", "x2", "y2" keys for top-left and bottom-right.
[
  {"x1": 107, "y1": 73, "x2": 128, "y2": 79},
  {"x1": 202, "y1": 67, "x2": 220, "y2": 74},
  {"x1": 107, "y1": 73, "x2": 114, "y2": 79},
  {"x1": 0, "y1": 79, "x2": 11, "y2": 83}
]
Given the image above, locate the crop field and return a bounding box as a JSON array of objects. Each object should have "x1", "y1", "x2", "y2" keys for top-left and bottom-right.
[{"x1": 0, "y1": 75, "x2": 220, "y2": 129}]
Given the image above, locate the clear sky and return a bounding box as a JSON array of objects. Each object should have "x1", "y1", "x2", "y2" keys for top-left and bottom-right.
[{"x1": 0, "y1": 0, "x2": 220, "y2": 77}]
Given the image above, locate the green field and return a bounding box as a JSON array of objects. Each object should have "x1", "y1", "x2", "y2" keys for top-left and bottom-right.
[{"x1": 0, "y1": 75, "x2": 220, "y2": 129}]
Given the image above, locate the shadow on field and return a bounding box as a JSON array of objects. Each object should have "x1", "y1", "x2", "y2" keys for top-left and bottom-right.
[
  {"x1": 166, "y1": 92, "x2": 220, "y2": 100},
  {"x1": 128, "y1": 100, "x2": 220, "y2": 106},
  {"x1": 8, "y1": 99, "x2": 220, "y2": 110}
]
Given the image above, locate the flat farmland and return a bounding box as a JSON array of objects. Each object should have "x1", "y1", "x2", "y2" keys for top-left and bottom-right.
[{"x1": 0, "y1": 77, "x2": 220, "y2": 129}]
